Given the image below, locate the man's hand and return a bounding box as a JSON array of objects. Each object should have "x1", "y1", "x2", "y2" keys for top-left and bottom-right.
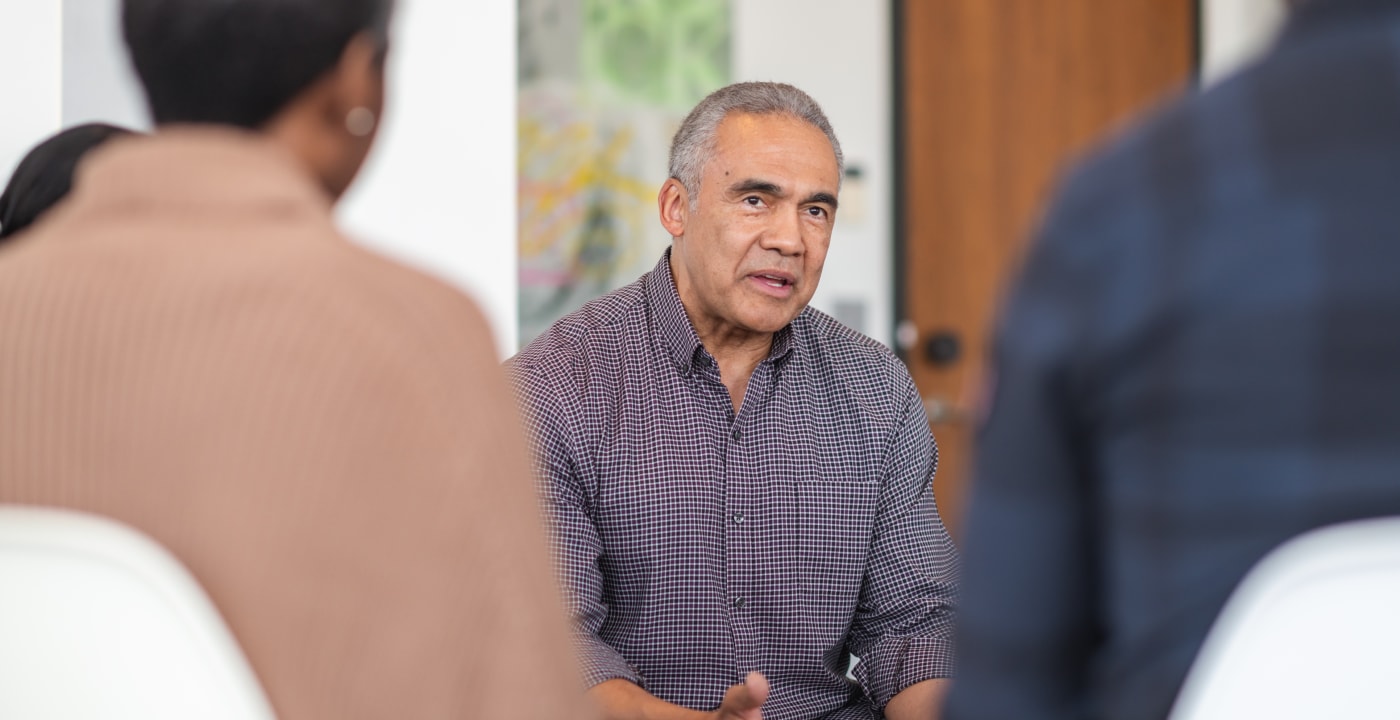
[
  {"x1": 711, "y1": 673, "x2": 769, "y2": 720},
  {"x1": 590, "y1": 672, "x2": 769, "y2": 720}
]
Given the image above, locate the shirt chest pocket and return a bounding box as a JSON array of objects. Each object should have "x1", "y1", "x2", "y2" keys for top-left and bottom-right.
[{"x1": 795, "y1": 473, "x2": 881, "y2": 630}]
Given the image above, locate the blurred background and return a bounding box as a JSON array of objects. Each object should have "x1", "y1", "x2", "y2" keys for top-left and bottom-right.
[{"x1": 0, "y1": 0, "x2": 1290, "y2": 536}]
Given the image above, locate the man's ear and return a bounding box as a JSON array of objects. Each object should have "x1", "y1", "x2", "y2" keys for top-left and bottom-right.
[{"x1": 658, "y1": 178, "x2": 690, "y2": 238}]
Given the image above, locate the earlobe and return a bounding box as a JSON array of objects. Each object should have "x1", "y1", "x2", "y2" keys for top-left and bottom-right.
[{"x1": 658, "y1": 178, "x2": 688, "y2": 238}]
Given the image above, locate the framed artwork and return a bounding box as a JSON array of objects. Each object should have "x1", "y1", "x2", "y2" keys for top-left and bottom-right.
[{"x1": 518, "y1": 0, "x2": 731, "y2": 344}]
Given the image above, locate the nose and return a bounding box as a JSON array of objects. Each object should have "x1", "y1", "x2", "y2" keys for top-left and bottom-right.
[{"x1": 759, "y1": 206, "x2": 804, "y2": 257}]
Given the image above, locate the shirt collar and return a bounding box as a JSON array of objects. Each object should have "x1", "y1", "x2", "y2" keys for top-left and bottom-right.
[
  {"x1": 645, "y1": 248, "x2": 799, "y2": 376},
  {"x1": 70, "y1": 127, "x2": 332, "y2": 224}
]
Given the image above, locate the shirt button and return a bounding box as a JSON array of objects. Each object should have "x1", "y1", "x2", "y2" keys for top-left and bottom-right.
[
  {"x1": 732, "y1": 512, "x2": 745, "y2": 525},
  {"x1": 732, "y1": 428, "x2": 742, "y2": 442},
  {"x1": 732, "y1": 596, "x2": 746, "y2": 609}
]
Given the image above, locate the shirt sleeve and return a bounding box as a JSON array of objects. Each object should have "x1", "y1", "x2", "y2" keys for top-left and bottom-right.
[
  {"x1": 847, "y1": 380, "x2": 960, "y2": 711},
  {"x1": 509, "y1": 362, "x2": 648, "y2": 690}
]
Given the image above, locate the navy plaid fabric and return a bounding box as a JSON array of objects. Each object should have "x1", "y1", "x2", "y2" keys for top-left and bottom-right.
[
  {"x1": 947, "y1": 1, "x2": 1400, "y2": 719},
  {"x1": 508, "y1": 251, "x2": 958, "y2": 719}
]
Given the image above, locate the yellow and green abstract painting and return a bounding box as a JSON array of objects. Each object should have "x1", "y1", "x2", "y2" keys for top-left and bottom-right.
[{"x1": 518, "y1": 0, "x2": 730, "y2": 345}]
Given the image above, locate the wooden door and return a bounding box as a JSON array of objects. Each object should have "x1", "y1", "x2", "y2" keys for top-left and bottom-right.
[{"x1": 898, "y1": 1, "x2": 1197, "y2": 539}]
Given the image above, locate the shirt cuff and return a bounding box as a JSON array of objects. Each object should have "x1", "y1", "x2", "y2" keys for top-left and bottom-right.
[
  {"x1": 574, "y1": 632, "x2": 647, "y2": 690},
  {"x1": 854, "y1": 636, "x2": 956, "y2": 711}
]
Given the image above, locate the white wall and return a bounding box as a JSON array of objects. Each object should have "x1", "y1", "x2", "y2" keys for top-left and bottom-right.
[
  {"x1": 61, "y1": 0, "x2": 149, "y2": 130},
  {"x1": 733, "y1": 0, "x2": 893, "y2": 348},
  {"x1": 1202, "y1": 0, "x2": 1290, "y2": 85},
  {"x1": 0, "y1": 4, "x2": 62, "y2": 181},
  {"x1": 338, "y1": 0, "x2": 519, "y2": 355}
]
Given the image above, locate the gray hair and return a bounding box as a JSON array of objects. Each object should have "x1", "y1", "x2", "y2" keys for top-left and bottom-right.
[{"x1": 668, "y1": 82, "x2": 844, "y2": 206}]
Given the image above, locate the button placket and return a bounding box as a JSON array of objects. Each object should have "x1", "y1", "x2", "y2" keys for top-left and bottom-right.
[{"x1": 724, "y1": 361, "x2": 774, "y2": 671}]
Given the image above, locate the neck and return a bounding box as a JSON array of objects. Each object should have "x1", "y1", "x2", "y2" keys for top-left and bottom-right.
[
  {"x1": 696, "y1": 322, "x2": 772, "y2": 371},
  {"x1": 262, "y1": 107, "x2": 338, "y2": 200},
  {"x1": 699, "y1": 323, "x2": 771, "y2": 415},
  {"x1": 668, "y1": 251, "x2": 783, "y2": 412}
]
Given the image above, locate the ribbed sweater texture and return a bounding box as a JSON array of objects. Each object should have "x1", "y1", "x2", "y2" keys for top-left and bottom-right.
[{"x1": 0, "y1": 131, "x2": 588, "y2": 719}]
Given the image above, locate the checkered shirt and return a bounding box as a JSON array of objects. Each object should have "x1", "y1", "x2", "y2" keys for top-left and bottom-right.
[{"x1": 508, "y1": 252, "x2": 958, "y2": 719}]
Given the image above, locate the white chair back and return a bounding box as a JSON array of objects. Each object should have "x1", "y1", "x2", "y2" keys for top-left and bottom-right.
[
  {"x1": 1170, "y1": 516, "x2": 1400, "y2": 720},
  {"x1": 0, "y1": 506, "x2": 276, "y2": 719}
]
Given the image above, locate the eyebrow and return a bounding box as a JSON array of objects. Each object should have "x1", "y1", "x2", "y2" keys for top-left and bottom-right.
[
  {"x1": 729, "y1": 178, "x2": 784, "y2": 197},
  {"x1": 729, "y1": 179, "x2": 840, "y2": 209}
]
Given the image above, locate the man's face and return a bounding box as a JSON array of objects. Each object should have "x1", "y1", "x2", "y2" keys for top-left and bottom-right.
[{"x1": 662, "y1": 112, "x2": 840, "y2": 338}]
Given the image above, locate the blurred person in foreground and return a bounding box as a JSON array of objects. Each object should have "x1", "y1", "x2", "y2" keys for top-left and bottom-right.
[
  {"x1": 0, "y1": 123, "x2": 134, "y2": 242},
  {"x1": 946, "y1": 0, "x2": 1400, "y2": 718},
  {"x1": 0, "y1": 0, "x2": 587, "y2": 718},
  {"x1": 509, "y1": 82, "x2": 958, "y2": 720}
]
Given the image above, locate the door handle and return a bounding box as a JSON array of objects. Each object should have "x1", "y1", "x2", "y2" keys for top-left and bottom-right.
[
  {"x1": 896, "y1": 322, "x2": 962, "y2": 369},
  {"x1": 922, "y1": 331, "x2": 961, "y2": 367}
]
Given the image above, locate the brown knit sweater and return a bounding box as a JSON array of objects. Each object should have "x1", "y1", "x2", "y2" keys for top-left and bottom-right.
[{"x1": 0, "y1": 131, "x2": 590, "y2": 719}]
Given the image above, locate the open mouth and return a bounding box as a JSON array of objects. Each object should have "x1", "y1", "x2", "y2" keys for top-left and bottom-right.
[{"x1": 748, "y1": 272, "x2": 797, "y2": 298}]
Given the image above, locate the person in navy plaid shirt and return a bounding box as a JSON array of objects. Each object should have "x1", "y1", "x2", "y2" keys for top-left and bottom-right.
[
  {"x1": 510, "y1": 82, "x2": 958, "y2": 720},
  {"x1": 947, "y1": 1, "x2": 1400, "y2": 718}
]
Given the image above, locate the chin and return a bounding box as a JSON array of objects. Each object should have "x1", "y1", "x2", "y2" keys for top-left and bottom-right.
[{"x1": 740, "y1": 308, "x2": 802, "y2": 334}]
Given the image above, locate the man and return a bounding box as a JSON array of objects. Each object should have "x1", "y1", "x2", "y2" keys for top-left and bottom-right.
[
  {"x1": 0, "y1": 1, "x2": 585, "y2": 718},
  {"x1": 510, "y1": 82, "x2": 958, "y2": 720},
  {"x1": 946, "y1": 0, "x2": 1400, "y2": 718}
]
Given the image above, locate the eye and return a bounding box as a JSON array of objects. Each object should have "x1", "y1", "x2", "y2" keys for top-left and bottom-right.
[
  {"x1": 744, "y1": 196, "x2": 764, "y2": 207},
  {"x1": 806, "y1": 206, "x2": 829, "y2": 219}
]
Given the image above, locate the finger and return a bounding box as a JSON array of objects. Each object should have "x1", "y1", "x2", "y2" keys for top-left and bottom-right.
[
  {"x1": 721, "y1": 683, "x2": 757, "y2": 712},
  {"x1": 722, "y1": 672, "x2": 770, "y2": 712},
  {"x1": 743, "y1": 672, "x2": 769, "y2": 707}
]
